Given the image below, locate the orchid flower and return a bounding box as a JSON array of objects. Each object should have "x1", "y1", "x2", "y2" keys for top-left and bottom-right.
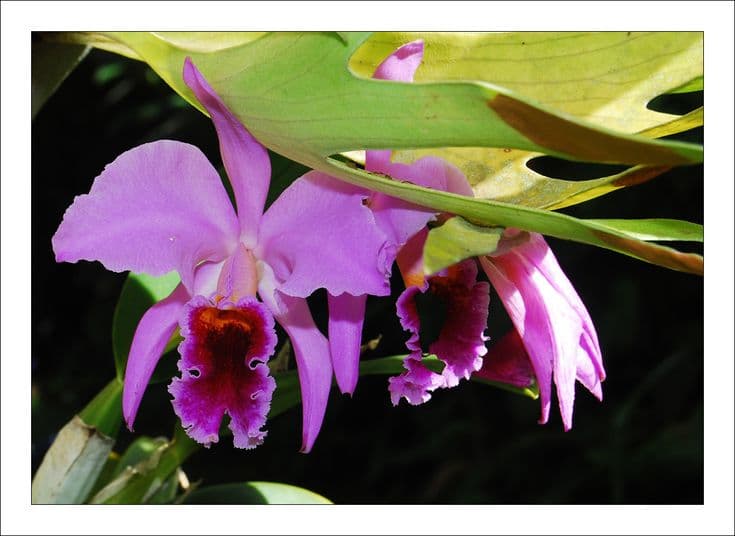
[
  {"x1": 478, "y1": 230, "x2": 606, "y2": 431},
  {"x1": 320, "y1": 40, "x2": 491, "y2": 404},
  {"x1": 52, "y1": 58, "x2": 391, "y2": 452},
  {"x1": 327, "y1": 41, "x2": 605, "y2": 428}
]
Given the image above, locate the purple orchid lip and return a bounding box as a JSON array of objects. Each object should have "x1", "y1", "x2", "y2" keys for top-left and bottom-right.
[
  {"x1": 390, "y1": 257, "x2": 490, "y2": 406},
  {"x1": 169, "y1": 296, "x2": 277, "y2": 449}
]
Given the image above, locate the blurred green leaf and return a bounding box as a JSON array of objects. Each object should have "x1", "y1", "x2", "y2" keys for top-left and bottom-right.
[
  {"x1": 78, "y1": 378, "x2": 123, "y2": 438},
  {"x1": 111, "y1": 271, "x2": 180, "y2": 381},
  {"x1": 32, "y1": 39, "x2": 89, "y2": 118},
  {"x1": 183, "y1": 481, "x2": 332, "y2": 504},
  {"x1": 32, "y1": 415, "x2": 114, "y2": 504},
  {"x1": 90, "y1": 425, "x2": 197, "y2": 504},
  {"x1": 423, "y1": 217, "x2": 503, "y2": 275},
  {"x1": 111, "y1": 436, "x2": 168, "y2": 479}
]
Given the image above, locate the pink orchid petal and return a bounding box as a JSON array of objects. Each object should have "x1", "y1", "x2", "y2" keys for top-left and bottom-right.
[
  {"x1": 479, "y1": 256, "x2": 553, "y2": 425},
  {"x1": 328, "y1": 293, "x2": 367, "y2": 395},
  {"x1": 480, "y1": 233, "x2": 604, "y2": 431},
  {"x1": 388, "y1": 355, "x2": 445, "y2": 406},
  {"x1": 215, "y1": 242, "x2": 258, "y2": 301},
  {"x1": 183, "y1": 58, "x2": 271, "y2": 247},
  {"x1": 366, "y1": 157, "x2": 459, "y2": 248},
  {"x1": 258, "y1": 171, "x2": 392, "y2": 298},
  {"x1": 123, "y1": 283, "x2": 190, "y2": 430},
  {"x1": 475, "y1": 330, "x2": 537, "y2": 389},
  {"x1": 373, "y1": 39, "x2": 424, "y2": 82},
  {"x1": 169, "y1": 295, "x2": 277, "y2": 448},
  {"x1": 257, "y1": 267, "x2": 332, "y2": 453},
  {"x1": 520, "y1": 234, "x2": 605, "y2": 381},
  {"x1": 52, "y1": 140, "x2": 239, "y2": 293}
]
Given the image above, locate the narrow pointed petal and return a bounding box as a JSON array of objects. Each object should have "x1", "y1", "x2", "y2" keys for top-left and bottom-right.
[
  {"x1": 183, "y1": 58, "x2": 271, "y2": 246},
  {"x1": 52, "y1": 140, "x2": 239, "y2": 292},
  {"x1": 479, "y1": 256, "x2": 553, "y2": 425},
  {"x1": 373, "y1": 39, "x2": 424, "y2": 82},
  {"x1": 123, "y1": 283, "x2": 190, "y2": 430},
  {"x1": 169, "y1": 296, "x2": 277, "y2": 448},
  {"x1": 480, "y1": 232, "x2": 603, "y2": 431},
  {"x1": 328, "y1": 293, "x2": 367, "y2": 395},
  {"x1": 521, "y1": 233, "x2": 605, "y2": 381},
  {"x1": 258, "y1": 269, "x2": 332, "y2": 453},
  {"x1": 258, "y1": 171, "x2": 392, "y2": 298}
]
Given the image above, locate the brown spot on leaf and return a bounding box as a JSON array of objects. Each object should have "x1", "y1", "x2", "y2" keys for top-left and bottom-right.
[{"x1": 487, "y1": 94, "x2": 691, "y2": 166}]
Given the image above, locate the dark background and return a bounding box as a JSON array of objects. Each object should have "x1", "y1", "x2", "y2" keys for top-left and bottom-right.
[{"x1": 32, "y1": 48, "x2": 703, "y2": 504}]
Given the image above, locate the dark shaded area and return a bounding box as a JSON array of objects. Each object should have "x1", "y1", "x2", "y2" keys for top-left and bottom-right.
[{"x1": 32, "y1": 49, "x2": 703, "y2": 504}]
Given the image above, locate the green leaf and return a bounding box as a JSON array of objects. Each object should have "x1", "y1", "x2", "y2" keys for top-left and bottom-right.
[
  {"x1": 112, "y1": 271, "x2": 180, "y2": 381},
  {"x1": 110, "y1": 436, "x2": 169, "y2": 479},
  {"x1": 78, "y1": 378, "x2": 123, "y2": 438},
  {"x1": 585, "y1": 218, "x2": 703, "y2": 242},
  {"x1": 90, "y1": 425, "x2": 197, "y2": 504},
  {"x1": 638, "y1": 107, "x2": 703, "y2": 139},
  {"x1": 358, "y1": 31, "x2": 703, "y2": 209},
  {"x1": 60, "y1": 32, "x2": 701, "y2": 166},
  {"x1": 183, "y1": 481, "x2": 332, "y2": 504},
  {"x1": 423, "y1": 217, "x2": 503, "y2": 275},
  {"x1": 32, "y1": 415, "x2": 115, "y2": 504},
  {"x1": 666, "y1": 75, "x2": 703, "y2": 94},
  {"x1": 32, "y1": 39, "x2": 89, "y2": 118}
]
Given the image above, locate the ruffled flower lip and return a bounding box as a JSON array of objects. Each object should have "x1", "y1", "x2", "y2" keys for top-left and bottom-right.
[
  {"x1": 169, "y1": 296, "x2": 277, "y2": 448},
  {"x1": 390, "y1": 259, "x2": 490, "y2": 405}
]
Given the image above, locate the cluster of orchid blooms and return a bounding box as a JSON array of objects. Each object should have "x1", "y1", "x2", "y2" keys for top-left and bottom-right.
[{"x1": 52, "y1": 42, "x2": 605, "y2": 453}]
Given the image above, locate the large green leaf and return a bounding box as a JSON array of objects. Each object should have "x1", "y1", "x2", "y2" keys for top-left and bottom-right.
[
  {"x1": 353, "y1": 32, "x2": 702, "y2": 206},
  {"x1": 59, "y1": 32, "x2": 701, "y2": 167},
  {"x1": 183, "y1": 481, "x2": 332, "y2": 504},
  {"x1": 32, "y1": 379, "x2": 122, "y2": 504},
  {"x1": 111, "y1": 271, "x2": 180, "y2": 381}
]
